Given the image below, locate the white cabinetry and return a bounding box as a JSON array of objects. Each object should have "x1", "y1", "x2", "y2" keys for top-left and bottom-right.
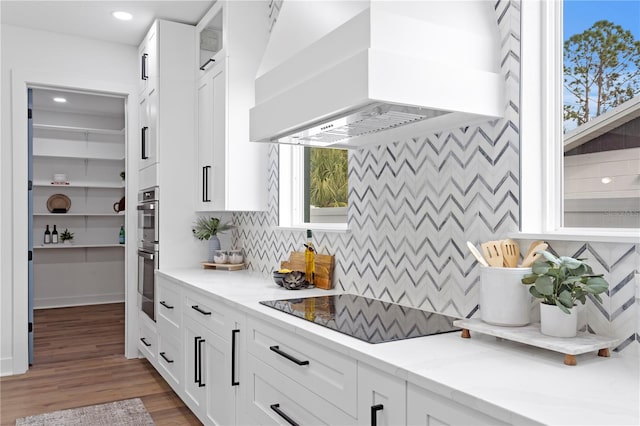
[
  {"x1": 406, "y1": 382, "x2": 506, "y2": 426},
  {"x1": 244, "y1": 316, "x2": 358, "y2": 425},
  {"x1": 357, "y1": 363, "x2": 406, "y2": 426},
  {"x1": 137, "y1": 19, "x2": 195, "y2": 186},
  {"x1": 156, "y1": 277, "x2": 184, "y2": 390},
  {"x1": 195, "y1": 1, "x2": 269, "y2": 211},
  {"x1": 182, "y1": 288, "x2": 243, "y2": 426}
]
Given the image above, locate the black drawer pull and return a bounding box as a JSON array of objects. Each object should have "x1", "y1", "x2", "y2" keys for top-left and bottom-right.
[
  {"x1": 371, "y1": 404, "x2": 384, "y2": 426},
  {"x1": 159, "y1": 352, "x2": 174, "y2": 363},
  {"x1": 199, "y1": 57, "x2": 215, "y2": 71},
  {"x1": 140, "y1": 337, "x2": 151, "y2": 347},
  {"x1": 159, "y1": 300, "x2": 174, "y2": 310},
  {"x1": 191, "y1": 305, "x2": 211, "y2": 316},
  {"x1": 270, "y1": 403, "x2": 299, "y2": 426},
  {"x1": 269, "y1": 345, "x2": 309, "y2": 366}
]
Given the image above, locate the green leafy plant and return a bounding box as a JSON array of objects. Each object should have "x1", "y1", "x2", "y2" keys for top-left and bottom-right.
[
  {"x1": 521, "y1": 250, "x2": 609, "y2": 314},
  {"x1": 59, "y1": 228, "x2": 74, "y2": 242},
  {"x1": 192, "y1": 217, "x2": 234, "y2": 240}
]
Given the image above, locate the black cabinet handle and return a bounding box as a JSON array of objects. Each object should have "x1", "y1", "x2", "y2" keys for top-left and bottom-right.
[
  {"x1": 231, "y1": 329, "x2": 239, "y2": 386},
  {"x1": 159, "y1": 300, "x2": 173, "y2": 310},
  {"x1": 371, "y1": 404, "x2": 384, "y2": 426},
  {"x1": 202, "y1": 166, "x2": 211, "y2": 202},
  {"x1": 194, "y1": 336, "x2": 200, "y2": 385},
  {"x1": 269, "y1": 345, "x2": 309, "y2": 366},
  {"x1": 199, "y1": 57, "x2": 215, "y2": 71},
  {"x1": 141, "y1": 126, "x2": 149, "y2": 159},
  {"x1": 141, "y1": 53, "x2": 148, "y2": 80},
  {"x1": 191, "y1": 305, "x2": 211, "y2": 316},
  {"x1": 159, "y1": 352, "x2": 174, "y2": 363},
  {"x1": 270, "y1": 404, "x2": 299, "y2": 426},
  {"x1": 140, "y1": 337, "x2": 151, "y2": 347},
  {"x1": 198, "y1": 337, "x2": 205, "y2": 387}
]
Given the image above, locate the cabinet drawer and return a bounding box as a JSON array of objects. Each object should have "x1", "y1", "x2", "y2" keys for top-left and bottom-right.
[
  {"x1": 246, "y1": 354, "x2": 356, "y2": 426},
  {"x1": 246, "y1": 317, "x2": 357, "y2": 417},
  {"x1": 184, "y1": 290, "x2": 231, "y2": 337},
  {"x1": 138, "y1": 313, "x2": 157, "y2": 365},
  {"x1": 157, "y1": 280, "x2": 182, "y2": 329},
  {"x1": 157, "y1": 334, "x2": 182, "y2": 391}
]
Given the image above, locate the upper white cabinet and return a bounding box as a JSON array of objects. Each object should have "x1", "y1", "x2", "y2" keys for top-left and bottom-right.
[
  {"x1": 137, "y1": 19, "x2": 195, "y2": 181},
  {"x1": 195, "y1": 1, "x2": 269, "y2": 212}
]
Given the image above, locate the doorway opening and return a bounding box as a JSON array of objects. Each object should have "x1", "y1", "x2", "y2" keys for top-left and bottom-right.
[{"x1": 28, "y1": 87, "x2": 127, "y2": 365}]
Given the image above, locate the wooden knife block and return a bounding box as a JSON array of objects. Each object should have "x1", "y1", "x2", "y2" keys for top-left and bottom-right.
[{"x1": 280, "y1": 251, "x2": 334, "y2": 290}]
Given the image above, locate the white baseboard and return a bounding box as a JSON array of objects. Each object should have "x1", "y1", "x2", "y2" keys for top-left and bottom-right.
[
  {"x1": 1, "y1": 357, "x2": 15, "y2": 377},
  {"x1": 34, "y1": 293, "x2": 125, "y2": 309}
]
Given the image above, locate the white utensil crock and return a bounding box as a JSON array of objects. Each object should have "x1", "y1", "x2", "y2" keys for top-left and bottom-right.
[{"x1": 480, "y1": 266, "x2": 532, "y2": 326}]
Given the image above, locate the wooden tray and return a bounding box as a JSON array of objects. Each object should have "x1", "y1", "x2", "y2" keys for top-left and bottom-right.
[
  {"x1": 281, "y1": 251, "x2": 334, "y2": 290},
  {"x1": 454, "y1": 318, "x2": 623, "y2": 366},
  {"x1": 201, "y1": 262, "x2": 245, "y2": 271}
]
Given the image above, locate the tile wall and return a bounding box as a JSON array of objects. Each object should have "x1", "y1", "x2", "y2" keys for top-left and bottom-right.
[{"x1": 234, "y1": 0, "x2": 638, "y2": 355}]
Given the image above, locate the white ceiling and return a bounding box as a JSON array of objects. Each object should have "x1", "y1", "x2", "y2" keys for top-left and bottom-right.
[
  {"x1": 0, "y1": 0, "x2": 216, "y2": 46},
  {"x1": 32, "y1": 88, "x2": 125, "y2": 117}
]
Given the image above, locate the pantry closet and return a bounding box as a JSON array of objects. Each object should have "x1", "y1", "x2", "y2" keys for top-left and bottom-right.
[{"x1": 30, "y1": 88, "x2": 126, "y2": 310}]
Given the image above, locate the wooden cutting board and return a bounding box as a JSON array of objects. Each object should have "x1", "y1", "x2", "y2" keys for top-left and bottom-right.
[{"x1": 280, "y1": 251, "x2": 334, "y2": 290}]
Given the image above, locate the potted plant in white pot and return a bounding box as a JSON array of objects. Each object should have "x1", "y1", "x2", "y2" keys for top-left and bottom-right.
[
  {"x1": 60, "y1": 228, "x2": 74, "y2": 244},
  {"x1": 521, "y1": 250, "x2": 609, "y2": 337},
  {"x1": 192, "y1": 217, "x2": 235, "y2": 262}
]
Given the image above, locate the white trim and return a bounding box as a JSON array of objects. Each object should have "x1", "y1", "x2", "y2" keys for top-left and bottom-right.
[
  {"x1": 34, "y1": 294, "x2": 126, "y2": 310},
  {"x1": 277, "y1": 224, "x2": 349, "y2": 233},
  {"x1": 520, "y1": 0, "x2": 638, "y2": 241},
  {"x1": 9, "y1": 68, "x2": 139, "y2": 375}
]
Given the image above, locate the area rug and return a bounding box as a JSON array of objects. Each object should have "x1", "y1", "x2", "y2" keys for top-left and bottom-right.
[{"x1": 15, "y1": 398, "x2": 154, "y2": 425}]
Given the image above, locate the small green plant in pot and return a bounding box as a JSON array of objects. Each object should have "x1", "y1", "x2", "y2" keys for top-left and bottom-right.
[
  {"x1": 192, "y1": 217, "x2": 235, "y2": 262},
  {"x1": 521, "y1": 250, "x2": 609, "y2": 337},
  {"x1": 60, "y1": 228, "x2": 74, "y2": 244}
]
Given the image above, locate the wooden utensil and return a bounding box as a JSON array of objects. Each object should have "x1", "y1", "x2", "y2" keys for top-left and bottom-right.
[
  {"x1": 523, "y1": 240, "x2": 544, "y2": 261},
  {"x1": 500, "y1": 239, "x2": 520, "y2": 268},
  {"x1": 481, "y1": 240, "x2": 504, "y2": 267},
  {"x1": 520, "y1": 242, "x2": 548, "y2": 267},
  {"x1": 466, "y1": 241, "x2": 489, "y2": 267}
]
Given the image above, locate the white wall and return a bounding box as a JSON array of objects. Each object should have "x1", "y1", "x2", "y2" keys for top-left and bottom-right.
[{"x1": 1, "y1": 24, "x2": 138, "y2": 375}]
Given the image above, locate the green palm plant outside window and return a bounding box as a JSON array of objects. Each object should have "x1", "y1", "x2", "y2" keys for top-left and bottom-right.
[{"x1": 308, "y1": 148, "x2": 348, "y2": 208}]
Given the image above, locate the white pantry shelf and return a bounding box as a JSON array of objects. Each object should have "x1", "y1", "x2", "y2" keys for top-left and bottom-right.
[
  {"x1": 33, "y1": 181, "x2": 124, "y2": 189},
  {"x1": 33, "y1": 123, "x2": 125, "y2": 136},
  {"x1": 34, "y1": 213, "x2": 125, "y2": 217},
  {"x1": 34, "y1": 243, "x2": 125, "y2": 249},
  {"x1": 33, "y1": 153, "x2": 125, "y2": 162}
]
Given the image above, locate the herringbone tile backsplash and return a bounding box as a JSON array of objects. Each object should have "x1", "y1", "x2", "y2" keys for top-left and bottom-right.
[{"x1": 234, "y1": 0, "x2": 638, "y2": 355}]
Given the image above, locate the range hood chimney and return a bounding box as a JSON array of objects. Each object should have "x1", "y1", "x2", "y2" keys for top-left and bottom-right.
[{"x1": 250, "y1": 1, "x2": 504, "y2": 149}]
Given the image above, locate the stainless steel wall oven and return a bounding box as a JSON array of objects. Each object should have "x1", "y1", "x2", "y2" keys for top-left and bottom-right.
[{"x1": 137, "y1": 186, "x2": 158, "y2": 321}]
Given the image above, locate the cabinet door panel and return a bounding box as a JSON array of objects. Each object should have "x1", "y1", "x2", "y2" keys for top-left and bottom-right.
[
  {"x1": 210, "y1": 60, "x2": 226, "y2": 209},
  {"x1": 407, "y1": 383, "x2": 507, "y2": 426},
  {"x1": 357, "y1": 363, "x2": 406, "y2": 426},
  {"x1": 196, "y1": 74, "x2": 214, "y2": 210}
]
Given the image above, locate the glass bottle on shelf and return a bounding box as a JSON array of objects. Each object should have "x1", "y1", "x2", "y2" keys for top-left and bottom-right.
[
  {"x1": 51, "y1": 225, "x2": 58, "y2": 244},
  {"x1": 119, "y1": 226, "x2": 125, "y2": 244},
  {"x1": 44, "y1": 225, "x2": 51, "y2": 244}
]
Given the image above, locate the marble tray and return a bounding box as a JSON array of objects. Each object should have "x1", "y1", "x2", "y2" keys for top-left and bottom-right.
[{"x1": 453, "y1": 318, "x2": 623, "y2": 365}]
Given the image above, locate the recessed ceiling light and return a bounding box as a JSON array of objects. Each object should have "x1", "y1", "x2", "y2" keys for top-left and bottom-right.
[
  {"x1": 112, "y1": 11, "x2": 133, "y2": 21},
  {"x1": 53, "y1": 97, "x2": 67, "y2": 103},
  {"x1": 601, "y1": 177, "x2": 612, "y2": 184}
]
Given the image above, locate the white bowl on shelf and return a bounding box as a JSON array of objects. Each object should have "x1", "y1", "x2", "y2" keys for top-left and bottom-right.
[{"x1": 53, "y1": 173, "x2": 67, "y2": 183}]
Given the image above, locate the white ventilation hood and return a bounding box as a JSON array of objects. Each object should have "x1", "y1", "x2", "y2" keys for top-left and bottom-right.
[{"x1": 250, "y1": 0, "x2": 504, "y2": 149}]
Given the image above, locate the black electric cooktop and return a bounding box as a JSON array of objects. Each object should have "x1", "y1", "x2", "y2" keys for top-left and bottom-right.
[{"x1": 259, "y1": 294, "x2": 460, "y2": 344}]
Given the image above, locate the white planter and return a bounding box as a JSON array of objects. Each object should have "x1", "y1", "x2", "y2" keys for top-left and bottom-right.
[
  {"x1": 479, "y1": 266, "x2": 532, "y2": 326},
  {"x1": 540, "y1": 303, "x2": 578, "y2": 337}
]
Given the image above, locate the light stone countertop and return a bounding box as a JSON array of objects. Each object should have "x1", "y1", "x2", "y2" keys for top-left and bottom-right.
[{"x1": 157, "y1": 268, "x2": 640, "y2": 426}]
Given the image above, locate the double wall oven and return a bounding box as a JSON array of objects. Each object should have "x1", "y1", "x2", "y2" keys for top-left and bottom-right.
[{"x1": 137, "y1": 186, "x2": 159, "y2": 321}]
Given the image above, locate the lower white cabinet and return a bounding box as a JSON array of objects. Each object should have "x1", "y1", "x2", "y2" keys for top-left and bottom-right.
[
  {"x1": 157, "y1": 333, "x2": 183, "y2": 390},
  {"x1": 138, "y1": 311, "x2": 158, "y2": 368},
  {"x1": 357, "y1": 363, "x2": 406, "y2": 426},
  {"x1": 183, "y1": 314, "x2": 240, "y2": 425},
  {"x1": 406, "y1": 382, "x2": 506, "y2": 426}
]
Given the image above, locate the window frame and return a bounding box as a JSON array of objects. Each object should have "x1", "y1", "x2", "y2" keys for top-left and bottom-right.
[
  {"x1": 278, "y1": 144, "x2": 348, "y2": 232},
  {"x1": 519, "y1": 0, "x2": 639, "y2": 243}
]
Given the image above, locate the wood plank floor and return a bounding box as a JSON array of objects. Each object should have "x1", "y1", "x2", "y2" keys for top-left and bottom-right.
[{"x1": 0, "y1": 303, "x2": 201, "y2": 425}]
